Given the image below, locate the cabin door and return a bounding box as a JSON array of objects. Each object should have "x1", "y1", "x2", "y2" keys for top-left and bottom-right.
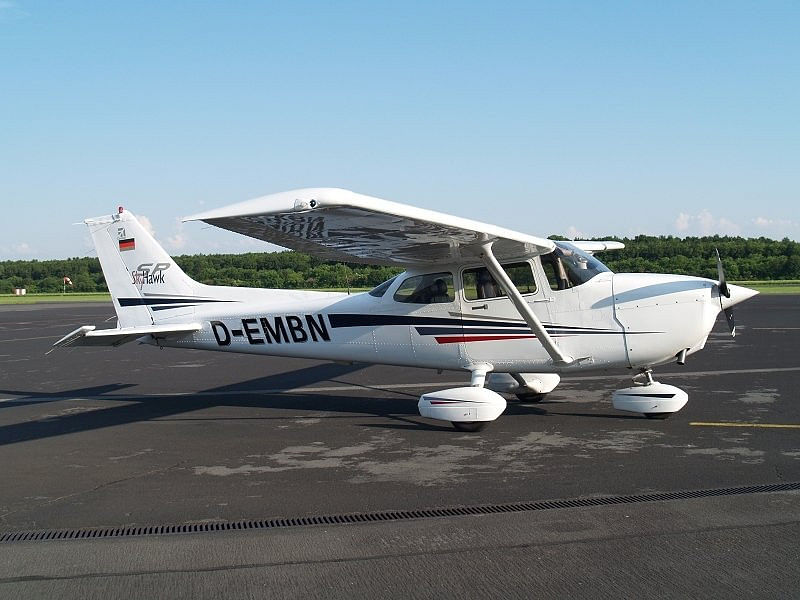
[{"x1": 459, "y1": 260, "x2": 552, "y2": 365}]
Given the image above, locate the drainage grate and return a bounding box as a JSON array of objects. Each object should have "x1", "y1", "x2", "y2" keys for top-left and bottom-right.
[{"x1": 2, "y1": 481, "x2": 798, "y2": 544}]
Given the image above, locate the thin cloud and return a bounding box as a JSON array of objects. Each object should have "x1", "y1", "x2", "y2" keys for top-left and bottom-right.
[
  {"x1": 566, "y1": 225, "x2": 584, "y2": 239},
  {"x1": 751, "y1": 216, "x2": 798, "y2": 238},
  {"x1": 137, "y1": 215, "x2": 157, "y2": 238},
  {"x1": 166, "y1": 220, "x2": 188, "y2": 250},
  {"x1": 753, "y1": 216, "x2": 794, "y2": 229},
  {"x1": 675, "y1": 213, "x2": 690, "y2": 232},
  {"x1": 1, "y1": 241, "x2": 34, "y2": 256},
  {"x1": 673, "y1": 210, "x2": 740, "y2": 236}
]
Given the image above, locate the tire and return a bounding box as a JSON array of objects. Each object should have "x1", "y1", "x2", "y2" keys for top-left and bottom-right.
[
  {"x1": 644, "y1": 412, "x2": 671, "y2": 420},
  {"x1": 452, "y1": 421, "x2": 489, "y2": 432},
  {"x1": 515, "y1": 392, "x2": 546, "y2": 403}
]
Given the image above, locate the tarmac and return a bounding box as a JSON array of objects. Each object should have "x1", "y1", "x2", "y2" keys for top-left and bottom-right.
[{"x1": 0, "y1": 295, "x2": 798, "y2": 598}]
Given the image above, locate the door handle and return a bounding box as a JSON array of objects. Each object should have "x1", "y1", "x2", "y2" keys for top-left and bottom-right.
[{"x1": 471, "y1": 304, "x2": 488, "y2": 310}]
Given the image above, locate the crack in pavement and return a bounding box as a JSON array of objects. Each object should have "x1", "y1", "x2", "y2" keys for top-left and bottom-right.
[{"x1": 0, "y1": 461, "x2": 186, "y2": 524}]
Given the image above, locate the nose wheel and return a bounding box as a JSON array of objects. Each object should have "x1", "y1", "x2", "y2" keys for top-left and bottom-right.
[
  {"x1": 452, "y1": 421, "x2": 489, "y2": 432},
  {"x1": 612, "y1": 369, "x2": 689, "y2": 419}
]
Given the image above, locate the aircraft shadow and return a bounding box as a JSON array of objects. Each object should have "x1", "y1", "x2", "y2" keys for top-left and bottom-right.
[
  {"x1": 0, "y1": 384, "x2": 138, "y2": 410},
  {"x1": 0, "y1": 364, "x2": 644, "y2": 446},
  {"x1": 0, "y1": 363, "x2": 373, "y2": 447}
]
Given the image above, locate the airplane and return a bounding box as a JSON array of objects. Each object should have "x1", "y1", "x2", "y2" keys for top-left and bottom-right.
[{"x1": 53, "y1": 188, "x2": 759, "y2": 431}]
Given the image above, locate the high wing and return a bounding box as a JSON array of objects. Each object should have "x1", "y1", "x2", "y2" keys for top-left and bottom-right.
[
  {"x1": 53, "y1": 323, "x2": 202, "y2": 348},
  {"x1": 183, "y1": 188, "x2": 555, "y2": 266},
  {"x1": 571, "y1": 240, "x2": 625, "y2": 254}
]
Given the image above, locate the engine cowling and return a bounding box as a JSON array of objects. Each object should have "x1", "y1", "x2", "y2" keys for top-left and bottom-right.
[
  {"x1": 612, "y1": 382, "x2": 688, "y2": 417},
  {"x1": 418, "y1": 387, "x2": 507, "y2": 424}
]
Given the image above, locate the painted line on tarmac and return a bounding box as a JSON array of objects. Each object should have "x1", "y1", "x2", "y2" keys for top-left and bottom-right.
[
  {"x1": 2, "y1": 366, "x2": 800, "y2": 404},
  {"x1": 690, "y1": 422, "x2": 800, "y2": 429}
]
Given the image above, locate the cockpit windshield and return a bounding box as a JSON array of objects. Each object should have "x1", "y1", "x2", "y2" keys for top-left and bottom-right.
[{"x1": 540, "y1": 242, "x2": 612, "y2": 290}]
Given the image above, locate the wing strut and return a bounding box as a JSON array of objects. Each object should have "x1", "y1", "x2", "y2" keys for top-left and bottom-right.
[{"x1": 480, "y1": 241, "x2": 574, "y2": 366}]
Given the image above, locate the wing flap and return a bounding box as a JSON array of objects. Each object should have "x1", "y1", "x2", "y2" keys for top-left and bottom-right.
[
  {"x1": 184, "y1": 188, "x2": 555, "y2": 266},
  {"x1": 53, "y1": 323, "x2": 202, "y2": 348}
]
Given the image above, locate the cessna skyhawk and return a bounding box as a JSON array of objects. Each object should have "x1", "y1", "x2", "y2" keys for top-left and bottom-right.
[{"x1": 54, "y1": 188, "x2": 758, "y2": 431}]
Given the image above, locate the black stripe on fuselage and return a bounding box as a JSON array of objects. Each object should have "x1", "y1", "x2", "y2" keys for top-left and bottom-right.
[
  {"x1": 151, "y1": 304, "x2": 195, "y2": 311},
  {"x1": 117, "y1": 297, "x2": 235, "y2": 307},
  {"x1": 414, "y1": 326, "x2": 623, "y2": 336},
  {"x1": 328, "y1": 313, "x2": 613, "y2": 331}
]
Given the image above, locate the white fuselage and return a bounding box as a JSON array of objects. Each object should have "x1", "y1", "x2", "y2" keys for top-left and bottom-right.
[{"x1": 149, "y1": 257, "x2": 724, "y2": 376}]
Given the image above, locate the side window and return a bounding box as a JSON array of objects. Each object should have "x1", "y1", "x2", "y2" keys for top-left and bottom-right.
[
  {"x1": 394, "y1": 272, "x2": 454, "y2": 304},
  {"x1": 462, "y1": 262, "x2": 537, "y2": 300},
  {"x1": 368, "y1": 276, "x2": 397, "y2": 298},
  {"x1": 505, "y1": 263, "x2": 537, "y2": 294},
  {"x1": 540, "y1": 255, "x2": 562, "y2": 290}
]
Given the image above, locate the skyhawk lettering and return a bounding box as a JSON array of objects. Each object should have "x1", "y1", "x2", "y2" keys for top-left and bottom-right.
[{"x1": 131, "y1": 262, "x2": 171, "y2": 286}]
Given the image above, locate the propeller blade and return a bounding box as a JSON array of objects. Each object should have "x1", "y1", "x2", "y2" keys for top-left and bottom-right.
[
  {"x1": 724, "y1": 308, "x2": 736, "y2": 337},
  {"x1": 715, "y1": 248, "x2": 730, "y2": 298},
  {"x1": 716, "y1": 249, "x2": 735, "y2": 336}
]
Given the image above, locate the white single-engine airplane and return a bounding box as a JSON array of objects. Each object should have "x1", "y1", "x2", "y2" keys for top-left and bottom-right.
[{"x1": 55, "y1": 188, "x2": 758, "y2": 431}]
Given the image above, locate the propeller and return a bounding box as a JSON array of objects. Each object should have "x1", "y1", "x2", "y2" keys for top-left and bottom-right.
[{"x1": 715, "y1": 249, "x2": 735, "y2": 337}]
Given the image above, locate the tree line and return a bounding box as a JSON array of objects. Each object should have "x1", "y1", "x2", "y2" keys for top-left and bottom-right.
[{"x1": 1, "y1": 235, "x2": 799, "y2": 294}]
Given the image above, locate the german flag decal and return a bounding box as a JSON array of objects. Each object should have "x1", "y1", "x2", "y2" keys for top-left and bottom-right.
[{"x1": 119, "y1": 238, "x2": 135, "y2": 251}]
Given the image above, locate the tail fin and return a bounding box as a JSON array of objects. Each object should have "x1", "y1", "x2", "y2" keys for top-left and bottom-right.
[{"x1": 87, "y1": 208, "x2": 199, "y2": 327}]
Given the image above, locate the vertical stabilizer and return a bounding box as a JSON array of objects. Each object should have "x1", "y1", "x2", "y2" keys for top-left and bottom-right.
[{"x1": 86, "y1": 208, "x2": 198, "y2": 327}]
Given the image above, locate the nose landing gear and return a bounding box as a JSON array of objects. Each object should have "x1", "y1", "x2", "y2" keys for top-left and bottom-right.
[{"x1": 612, "y1": 369, "x2": 689, "y2": 419}]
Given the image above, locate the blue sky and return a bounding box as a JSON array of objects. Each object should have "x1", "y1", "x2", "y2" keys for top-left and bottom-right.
[{"x1": 1, "y1": 1, "x2": 798, "y2": 259}]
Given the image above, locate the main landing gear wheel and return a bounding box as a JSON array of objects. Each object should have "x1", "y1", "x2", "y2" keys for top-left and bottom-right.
[
  {"x1": 419, "y1": 387, "x2": 506, "y2": 432},
  {"x1": 452, "y1": 421, "x2": 489, "y2": 432},
  {"x1": 515, "y1": 392, "x2": 546, "y2": 403}
]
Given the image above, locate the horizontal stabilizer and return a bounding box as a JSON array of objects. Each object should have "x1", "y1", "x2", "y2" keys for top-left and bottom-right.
[
  {"x1": 52, "y1": 323, "x2": 202, "y2": 348},
  {"x1": 571, "y1": 240, "x2": 625, "y2": 254}
]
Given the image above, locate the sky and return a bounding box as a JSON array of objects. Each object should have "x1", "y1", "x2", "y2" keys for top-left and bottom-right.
[{"x1": 1, "y1": 1, "x2": 798, "y2": 260}]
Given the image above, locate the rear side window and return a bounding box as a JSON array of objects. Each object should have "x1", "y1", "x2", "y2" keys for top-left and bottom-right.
[
  {"x1": 368, "y1": 276, "x2": 397, "y2": 297},
  {"x1": 462, "y1": 262, "x2": 536, "y2": 301},
  {"x1": 393, "y1": 272, "x2": 454, "y2": 304}
]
